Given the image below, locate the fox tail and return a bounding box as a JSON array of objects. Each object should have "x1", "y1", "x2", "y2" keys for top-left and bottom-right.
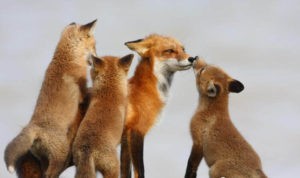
[{"x1": 4, "y1": 127, "x2": 36, "y2": 174}]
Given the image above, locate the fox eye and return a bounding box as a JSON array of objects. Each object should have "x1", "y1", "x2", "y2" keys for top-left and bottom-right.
[{"x1": 164, "y1": 49, "x2": 175, "y2": 53}]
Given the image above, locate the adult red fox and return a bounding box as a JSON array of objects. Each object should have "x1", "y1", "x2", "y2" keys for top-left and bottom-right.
[{"x1": 121, "y1": 34, "x2": 197, "y2": 178}]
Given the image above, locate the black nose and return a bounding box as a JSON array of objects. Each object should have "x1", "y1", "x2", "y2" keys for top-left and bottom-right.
[{"x1": 188, "y1": 56, "x2": 198, "y2": 63}]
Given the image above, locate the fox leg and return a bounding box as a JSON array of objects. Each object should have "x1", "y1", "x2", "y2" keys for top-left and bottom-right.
[
  {"x1": 130, "y1": 130, "x2": 145, "y2": 178},
  {"x1": 185, "y1": 144, "x2": 203, "y2": 178},
  {"x1": 101, "y1": 152, "x2": 120, "y2": 178},
  {"x1": 94, "y1": 148, "x2": 119, "y2": 178},
  {"x1": 75, "y1": 154, "x2": 96, "y2": 178},
  {"x1": 209, "y1": 160, "x2": 243, "y2": 178},
  {"x1": 44, "y1": 144, "x2": 69, "y2": 178},
  {"x1": 44, "y1": 157, "x2": 66, "y2": 178},
  {"x1": 121, "y1": 128, "x2": 132, "y2": 178}
]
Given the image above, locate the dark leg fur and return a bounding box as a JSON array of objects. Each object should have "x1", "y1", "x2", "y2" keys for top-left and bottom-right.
[
  {"x1": 121, "y1": 129, "x2": 132, "y2": 178},
  {"x1": 185, "y1": 145, "x2": 203, "y2": 178},
  {"x1": 130, "y1": 130, "x2": 145, "y2": 178}
]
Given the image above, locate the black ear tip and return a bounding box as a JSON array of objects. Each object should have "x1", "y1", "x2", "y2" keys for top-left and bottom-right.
[
  {"x1": 122, "y1": 54, "x2": 134, "y2": 61},
  {"x1": 124, "y1": 39, "x2": 144, "y2": 46},
  {"x1": 91, "y1": 19, "x2": 97, "y2": 24},
  {"x1": 229, "y1": 80, "x2": 244, "y2": 93},
  {"x1": 236, "y1": 80, "x2": 244, "y2": 91},
  {"x1": 239, "y1": 82, "x2": 245, "y2": 91}
]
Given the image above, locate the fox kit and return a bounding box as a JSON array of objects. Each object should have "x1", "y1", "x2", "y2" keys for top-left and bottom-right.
[
  {"x1": 4, "y1": 20, "x2": 97, "y2": 178},
  {"x1": 121, "y1": 34, "x2": 197, "y2": 178},
  {"x1": 185, "y1": 58, "x2": 267, "y2": 178},
  {"x1": 72, "y1": 54, "x2": 133, "y2": 178}
]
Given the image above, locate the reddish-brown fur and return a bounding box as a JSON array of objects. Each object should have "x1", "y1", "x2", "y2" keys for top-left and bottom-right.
[
  {"x1": 15, "y1": 151, "x2": 43, "y2": 178},
  {"x1": 73, "y1": 54, "x2": 133, "y2": 178},
  {"x1": 185, "y1": 58, "x2": 267, "y2": 178},
  {"x1": 4, "y1": 20, "x2": 97, "y2": 178},
  {"x1": 121, "y1": 34, "x2": 196, "y2": 178}
]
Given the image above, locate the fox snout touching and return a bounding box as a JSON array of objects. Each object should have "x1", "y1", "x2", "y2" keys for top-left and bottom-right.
[
  {"x1": 121, "y1": 34, "x2": 194, "y2": 178},
  {"x1": 185, "y1": 58, "x2": 267, "y2": 178},
  {"x1": 192, "y1": 58, "x2": 244, "y2": 98},
  {"x1": 125, "y1": 34, "x2": 194, "y2": 72}
]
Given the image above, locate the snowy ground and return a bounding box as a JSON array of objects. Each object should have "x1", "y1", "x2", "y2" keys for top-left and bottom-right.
[{"x1": 1, "y1": 1, "x2": 300, "y2": 177}]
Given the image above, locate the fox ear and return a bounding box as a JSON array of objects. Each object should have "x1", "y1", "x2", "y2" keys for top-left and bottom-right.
[
  {"x1": 124, "y1": 39, "x2": 149, "y2": 56},
  {"x1": 80, "y1": 19, "x2": 97, "y2": 36},
  {"x1": 228, "y1": 79, "x2": 244, "y2": 93},
  {"x1": 119, "y1": 54, "x2": 134, "y2": 71},
  {"x1": 91, "y1": 55, "x2": 103, "y2": 66}
]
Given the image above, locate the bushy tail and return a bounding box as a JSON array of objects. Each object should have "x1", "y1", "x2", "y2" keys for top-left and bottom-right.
[
  {"x1": 75, "y1": 154, "x2": 96, "y2": 178},
  {"x1": 4, "y1": 128, "x2": 36, "y2": 174}
]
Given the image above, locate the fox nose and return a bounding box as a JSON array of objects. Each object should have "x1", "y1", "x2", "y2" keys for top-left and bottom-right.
[{"x1": 188, "y1": 56, "x2": 198, "y2": 63}]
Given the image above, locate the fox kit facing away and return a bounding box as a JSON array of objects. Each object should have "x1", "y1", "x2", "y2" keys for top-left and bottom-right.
[
  {"x1": 72, "y1": 54, "x2": 134, "y2": 178},
  {"x1": 121, "y1": 34, "x2": 197, "y2": 178},
  {"x1": 185, "y1": 58, "x2": 267, "y2": 178},
  {"x1": 4, "y1": 20, "x2": 97, "y2": 178}
]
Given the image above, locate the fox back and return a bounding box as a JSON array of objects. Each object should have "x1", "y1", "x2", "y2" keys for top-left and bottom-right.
[{"x1": 73, "y1": 54, "x2": 133, "y2": 178}]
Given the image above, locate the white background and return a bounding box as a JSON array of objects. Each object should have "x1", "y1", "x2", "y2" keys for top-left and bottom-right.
[{"x1": 1, "y1": 0, "x2": 299, "y2": 177}]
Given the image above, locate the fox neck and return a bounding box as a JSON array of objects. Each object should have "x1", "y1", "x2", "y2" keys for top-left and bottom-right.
[
  {"x1": 198, "y1": 94, "x2": 230, "y2": 118},
  {"x1": 153, "y1": 59, "x2": 174, "y2": 103},
  {"x1": 93, "y1": 80, "x2": 127, "y2": 102},
  {"x1": 52, "y1": 38, "x2": 88, "y2": 67},
  {"x1": 132, "y1": 57, "x2": 174, "y2": 103}
]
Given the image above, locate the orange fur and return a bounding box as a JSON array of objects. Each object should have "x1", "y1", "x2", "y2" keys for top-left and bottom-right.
[
  {"x1": 125, "y1": 34, "x2": 191, "y2": 135},
  {"x1": 121, "y1": 34, "x2": 196, "y2": 178}
]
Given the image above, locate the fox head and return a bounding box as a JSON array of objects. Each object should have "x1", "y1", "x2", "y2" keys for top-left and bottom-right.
[
  {"x1": 90, "y1": 54, "x2": 134, "y2": 88},
  {"x1": 125, "y1": 34, "x2": 197, "y2": 72},
  {"x1": 192, "y1": 58, "x2": 244, "y2": 98},
  {"x1": 60, "y1": 19, "x2": 97, "y2": 61}
]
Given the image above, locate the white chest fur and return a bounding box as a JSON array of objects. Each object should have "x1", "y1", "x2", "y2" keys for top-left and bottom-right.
[{"x1": 153, "y1": 60, "x2": 174, "y2": 103}]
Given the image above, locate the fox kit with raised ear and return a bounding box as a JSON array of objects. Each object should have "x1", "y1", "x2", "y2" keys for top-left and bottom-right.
[
  {"x1": 121, "y1": 34, "x2": 197, "y2": 178},
  {"x1": 185, "y1": 58, "x2": 267, "y2": 178},
  {"x1": 72, "y1": 54, "x2": 133, "y2": 178},
  {"x1": 4, "y1": 20, "x2": 97, "y2": 178}
]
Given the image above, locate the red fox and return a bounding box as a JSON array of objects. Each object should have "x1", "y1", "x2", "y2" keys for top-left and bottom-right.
[
  {"x1": 72, "y1": 54, "x2": 133, "y2": 178},
  {"x1": 121, "y1": 34, "x2": 197, "y2": 178},
  {"x1": 185, "y1": 58, "x2": 267, "y2": 178},
  {"x1": 4, "y1": 20, "x2": 97, "y2": 178}
]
